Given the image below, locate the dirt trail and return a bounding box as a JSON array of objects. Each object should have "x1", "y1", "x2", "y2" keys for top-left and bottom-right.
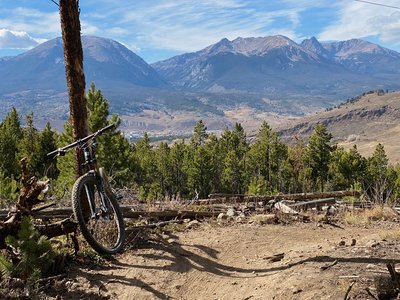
[{"x1": 53, "y1": 221, "x2": 400, "y2": 299}]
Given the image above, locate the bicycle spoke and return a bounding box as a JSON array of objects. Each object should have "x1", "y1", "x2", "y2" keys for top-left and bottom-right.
[{"x1": 72, "y1": 174, "x2": 125, "y2": 254}]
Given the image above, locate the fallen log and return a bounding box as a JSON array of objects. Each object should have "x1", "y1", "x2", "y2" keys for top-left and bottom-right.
[
  {"x1": 122, "y1": 208, "x2": 215, "y2": 220},
  {"x1": 35, "y1": 218, "x2": 78, "y2": 239},
  {"x1": 289, "y1": 198, "x2": 336, "y2": 210},
  {"x1": 0, "y1": 207, "x2": 73, "y2": 220},
  {"x1": 127, "y1": 220, "x2": 183, "y2": 230},
  {"x1": 274, "y1": 202, "x2": 299, "y2": 214},
  {"x1": 0, "y1": 206, "x2": 215, "y2": 221},
  {"x1": 201, "y1": 190, "x2": 359, "y2": 205}
]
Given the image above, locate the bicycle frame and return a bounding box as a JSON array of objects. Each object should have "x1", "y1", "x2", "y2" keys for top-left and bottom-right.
[
  {"x1": 48, "y1": 123, "x2": 116, "y2": 219},
  {"x1": 47, "y1": 123, "x2": 125, "y2": 254}
]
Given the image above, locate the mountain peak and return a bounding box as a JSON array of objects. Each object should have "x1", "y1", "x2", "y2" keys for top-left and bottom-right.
[
  {"x1": 205, "y1": 37, "x2": 234, "y2": 55},
  {"x1": 0, "y1": 35, "x2": 167, "y2": 93},
  {"x1": 301, "y1": 36, "x2": 329, "y2": 57},
  {"x1": 322, "y1": 38, "x2": 395, "y2": 57},
  {"x1": 198, "y1": 35, "x2": 304, "y2": 57}
]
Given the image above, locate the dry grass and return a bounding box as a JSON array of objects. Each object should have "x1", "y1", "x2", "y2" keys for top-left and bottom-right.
[
  {"x1": 380, "y1": 230, "x2": 400, "y2": 240},
  {"x1": 249, "y1": 213, "x2": 277, "y2": 225},
  {"x1": 344, "y1": 206, "x2": 398, "y2": 225}
]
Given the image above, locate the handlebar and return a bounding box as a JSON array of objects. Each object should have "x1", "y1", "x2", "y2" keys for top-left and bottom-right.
[{"x1": 47, "y1": 123, "x2": 116, "y2": 158}]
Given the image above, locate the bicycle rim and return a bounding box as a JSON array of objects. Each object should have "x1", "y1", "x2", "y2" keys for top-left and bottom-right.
[{"x1": 72, "y1": 174, "x2": 125, "y2": 254}]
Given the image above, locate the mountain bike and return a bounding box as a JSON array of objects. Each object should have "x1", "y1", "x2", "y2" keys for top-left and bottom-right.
[{"x1": 47, "y1": 123, "x2": 125, "y2": 254}]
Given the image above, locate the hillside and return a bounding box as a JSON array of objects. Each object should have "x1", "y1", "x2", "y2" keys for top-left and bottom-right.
[
  {"x1": 2, "y1": 35, "x2": 400, "y2": 136},
  {"x1": 0, "y1": 36, "x2": 167, "y2": 93},
  {"x1": 0, "y1": 36, "x2": 224, "y2": 128},
  {"x1": 278, "y1": 91, "x2": 400, "y2": 163}
]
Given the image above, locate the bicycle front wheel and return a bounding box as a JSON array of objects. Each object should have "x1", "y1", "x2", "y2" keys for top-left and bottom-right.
[{"x1": 71, "y1": 173, "x2": 125, "y2": 254}]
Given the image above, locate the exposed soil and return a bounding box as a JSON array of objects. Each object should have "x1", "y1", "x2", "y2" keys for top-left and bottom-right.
[{"x1": 42, "y1": 217, "x2": 400, "y2": 300}]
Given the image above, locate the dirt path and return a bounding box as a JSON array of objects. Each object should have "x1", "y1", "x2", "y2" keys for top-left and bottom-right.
[{"x1": 53, "y1": 221, "x2": 400, "y2": 299}]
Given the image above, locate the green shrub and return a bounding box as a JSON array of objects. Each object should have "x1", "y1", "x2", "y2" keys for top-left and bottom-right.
[{"x1": 1, "y1": 217, "x2": 56, "y2": 281}]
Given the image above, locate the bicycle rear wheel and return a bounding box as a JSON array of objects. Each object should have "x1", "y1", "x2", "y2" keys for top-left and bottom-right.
[{"x1": 71, "y1": 173, "x2": 125, "y2": 254}]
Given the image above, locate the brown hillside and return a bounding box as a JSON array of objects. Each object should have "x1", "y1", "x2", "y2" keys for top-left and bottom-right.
[{"x1": 278, "y1": 91, "x2": 400, "y2": 163}]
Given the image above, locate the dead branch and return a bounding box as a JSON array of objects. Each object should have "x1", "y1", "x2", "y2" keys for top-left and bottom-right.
[
  {"x1": 320, "y1": 259, "x2": 338, "y2": 271},
  {"x1": 0, "y1": 158, "x2": 77, "y2": 249},
  {"x1": 35, "y1": 218, "x2": 78, "y2": 239},
  {"x1": 32, "y1": 202, "x2": 56, "y2": 212},
  {"x1": 344, "y1": 281, "x2": 355, "y2": 300},
  {"x1": 127, "y1": 220, "x2": 183, "y2": 230},
  {"x1": 386, "y1": 262, "x2": 400, "y2": 290}
]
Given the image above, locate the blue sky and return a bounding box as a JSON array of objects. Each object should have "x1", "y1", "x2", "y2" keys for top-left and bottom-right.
[{"x1": 1, "y1": 0, "x2": 400, "y2": 62}]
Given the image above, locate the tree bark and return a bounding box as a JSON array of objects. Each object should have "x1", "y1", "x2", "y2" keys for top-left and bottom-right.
[{"x1": 59, "y1": 0, "x2": 88, "y2": 177}]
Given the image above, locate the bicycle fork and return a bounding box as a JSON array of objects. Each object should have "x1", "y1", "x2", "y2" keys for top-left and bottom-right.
[{"x1": 83, "y1": 176, "x2": 111, "y2": 220}]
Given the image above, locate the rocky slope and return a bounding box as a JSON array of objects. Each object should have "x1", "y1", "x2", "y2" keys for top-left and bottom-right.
[
  {"x1": 278, "y1": 91, "x2": 400, "y2": 163},
  {"x1": 152, "y1": 36, "x2": 400, "y2": 110},
  {"x1": 0, "y1": 35, "x2": 167, "y2": 93}
]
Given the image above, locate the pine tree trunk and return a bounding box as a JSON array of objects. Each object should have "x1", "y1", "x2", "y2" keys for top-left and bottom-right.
[{"x1": 59, "y1": 0, "x2": 88, "y2": 177}]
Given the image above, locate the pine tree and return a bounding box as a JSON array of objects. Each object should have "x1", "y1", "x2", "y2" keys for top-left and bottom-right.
[
  {"x1": 169, "y1": 140, "x2": 188, "y2": 199},
  {"x1": 87, "y1": 82, "x2": 109, "y2": 132},
  {"x1": 365, "y1": 143, "x2": 391, "y2": 203},
  {"x1": 0, "y1": 108, "x2": 22, "y2": 178},
  {"x1": 56, "y1": 120, "x2": 75, "y2": 189},
  {"x1": 191, "y1": 120, "x2": 208, "y2": 147},
  {"x1": 38, "y1": 123, "x2": 59, "y2": 179},
  {"x1": 205, "y1": 134, "x2": 223, "y2": 193},
  {"x1": 57, "y1": 83, "x2": 136, "y2": 188},
  {"x1": 330, "y1": 145, "x2": 366, "y2": 190},
  {"x1": 5, "y1": 217, "x2": 56, "y2": 280},
  {"x1": 286, "y1": 138, "x2": 307, "y2": 193},
  {"x1": 96, "y1": 114, "x2": 136, "y2": 187},
  {"x1": 19, "y1": 114, "x2": 40, "y2": 176},
  {"x1": 327, "y1": 147, "x2": 347, "y2": 190},
  {"x1": 186, "y1": 146, "x2": 213, "y2": 198},
  {"x1": 303, "y1": 123, "x2": 333, "y2": 191},
  {"x1": 247, "y1": 175, "x2": 268, "y2": 195},
  {"x1": 247, "y1": 122, "x2": 288, "y2": 193},
  {"x1": 222, "y1": 149, "x2": 245, "y2": 194},
  {"x1": 134, "y1": 132, "x2": 157, "y2": 200},
  {"x1": 154, "y1": 142, "x2": 173, "y2": 198},
  {"x1": 220, "y1": 124, "x2": 248, "y2": 194}
]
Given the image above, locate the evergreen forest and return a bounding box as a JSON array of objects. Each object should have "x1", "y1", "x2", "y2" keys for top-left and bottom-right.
[{"x1": 0, "y1": 83, "x2": 399, "y2": 207}]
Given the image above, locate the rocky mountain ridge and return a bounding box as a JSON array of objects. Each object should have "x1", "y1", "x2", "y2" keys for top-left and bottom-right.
[
  {"x1": 277, "y1": 91, "x2": 400, "y2": 163},
  {"x1": 152, "y1": 36, "x2": 400, "y2": 97},
  {"x1": 1, "y1": 35, "x2": 400, "y2": 135}
]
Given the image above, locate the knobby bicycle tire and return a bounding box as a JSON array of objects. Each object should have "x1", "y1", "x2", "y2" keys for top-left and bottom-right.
[{"x1": 71, "y1": 173, "x2": 125, "y2": 254}]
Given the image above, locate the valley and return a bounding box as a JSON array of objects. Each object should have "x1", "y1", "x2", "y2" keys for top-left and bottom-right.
[
  {"x1": 1, "y1": 35, "x2": 399, "y2": 162},
  {"x1": 1, "y1": 35, "x2": 400, "y2": 133}
]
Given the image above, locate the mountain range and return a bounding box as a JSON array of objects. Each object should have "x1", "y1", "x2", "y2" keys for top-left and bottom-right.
[
  {"x1": 1, "y1": 35, "x2": 400, "y2": 134},
  {"x1": 152, "y1": 36, "x2": 400, "y2": 105}
]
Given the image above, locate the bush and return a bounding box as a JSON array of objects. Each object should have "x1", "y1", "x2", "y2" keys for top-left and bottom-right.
[
  {"x1": 0, "y1": 217, "x2": 56, "y2": 281},
  {"x1": 0, "y1": 173, "x2": 18, "y2": 207}
]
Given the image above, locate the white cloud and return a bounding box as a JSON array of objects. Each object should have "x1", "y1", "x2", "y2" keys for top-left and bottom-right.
[
  {"x1": 0, "y1": 28, "x2": 40, "y2": 49},
  {"x1": 0, "y1": 8, "x2": 60, "y2": 37},
  {"x1": 0, "y1": 7, "x2": 61, "y2": 52},
  {"x1": 85, "y1": 0, "x2": 308, "y2": 53},
  {"x1": 318, "y1": 0, "x2": 400, "y2": 45}
]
